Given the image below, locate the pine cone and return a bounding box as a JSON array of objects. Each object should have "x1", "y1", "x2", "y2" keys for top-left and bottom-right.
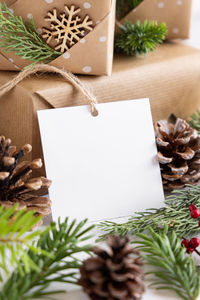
[
  {"x1": 0, "y1": 136, "x2": 51, "y2": 218},
  {"x1": 155, "y1": 116, "x2": 200, "y2": 191},
  {"x1": 79, "y1": 235, "x2": 145, "y2": 300}
]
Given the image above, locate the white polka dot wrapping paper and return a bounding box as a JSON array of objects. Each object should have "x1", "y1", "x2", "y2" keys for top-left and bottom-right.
[
  {"x1": 0, "y1": 0, "x2": 116, "y2": 75},
  {"x1": 118, "y1": 0, "x2": 192, "y2": 39}
]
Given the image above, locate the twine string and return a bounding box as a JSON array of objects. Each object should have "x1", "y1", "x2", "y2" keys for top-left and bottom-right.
[{"x1": 0, "y1": 64, "x2": 99, "y2": 116}]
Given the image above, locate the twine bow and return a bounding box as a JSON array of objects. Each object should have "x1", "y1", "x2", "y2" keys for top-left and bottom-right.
[{"x1": 0, "y1": 64, "x2": 99, "y2": 116}]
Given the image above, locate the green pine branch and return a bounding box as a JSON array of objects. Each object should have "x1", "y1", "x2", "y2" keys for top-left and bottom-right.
[
  {"x1": 135, "y1": 226, "x2": 200, "y2": 300},
  {"x1": 0, "y1": 204, "x2": 50, "y2": 280},
  {"x1": 0, "y1": 2, "x2": 60, "y2": 66},
  {"x1": 115, "y1": 20, "x2": 167, "y2": 56},
  {"x1": 0, "y1": 218, "x2": 94, "y2": 300},
  {"x1": 188, "y1": 109, "x2": 200, "y2": 134},
  {"x1": 99, "y1": 185, "x2": 200, "y2": 240}
]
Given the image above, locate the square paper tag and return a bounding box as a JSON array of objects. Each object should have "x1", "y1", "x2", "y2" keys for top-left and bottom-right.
[{"x1": 38, "y1": 99, "x2": 164, "y2": 223}]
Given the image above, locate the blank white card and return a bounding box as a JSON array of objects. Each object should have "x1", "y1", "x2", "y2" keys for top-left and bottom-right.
[{"x1": 38, "y1": 99, "x2": 164, "y2": 222}]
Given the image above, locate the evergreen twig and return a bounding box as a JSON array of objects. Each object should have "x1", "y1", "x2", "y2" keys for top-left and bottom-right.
[
  {"x1": 115, "y1": 21, "x2": 167, "y2": 56},
  {"x1": 0, "y1": 217, "x2": 94, "y2": 300},
  {"x1": 135, "y1": 226, "x2": 200, "y2": 300},
  {"x1": 188, "y1": 109, "x2": 200, "y2": 134},
  {"x1": 99, "y1": 185, "x2": 200, "y2": 240},
  {"x1": 0, "y1": 204, "x2": 50, "y2": 279},
  {"x1": 0, "y1": 2, "x2": 60, "y2": 66}
]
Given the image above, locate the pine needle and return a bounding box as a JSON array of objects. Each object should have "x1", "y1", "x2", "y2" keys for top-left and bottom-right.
[
  {"x1": 0, "y1": 2, "x2": 60, "y2": 66},
  {"x1": 135, "y1": 226, "x2": 200, "y2": 300},
  {"x1": 98, "y1": 185, "x2": 200, "y2": 240},
  {"x1": 0, "y1": 204, "x2": 49, "y2": 279},
  {"x1": 115, "y1": 20, "x2": 167, "y2": 56},
  {"x1": 0, "y1": 217, "x2": 94, "y2": 300},
  {"x1": 188, "y1": 109, "x2": 200, "y2": 134}
]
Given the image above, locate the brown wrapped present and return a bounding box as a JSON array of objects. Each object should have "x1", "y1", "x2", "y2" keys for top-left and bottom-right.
[
  {"x1": 0, "y1": 0, "x2": 115, "y2": 75},
  {"x1": 117, "y1": 0, "x2": 192, "y2": 39},
  {"x1": 0, "y1": 42, "x2": 200, "y2": 175}
]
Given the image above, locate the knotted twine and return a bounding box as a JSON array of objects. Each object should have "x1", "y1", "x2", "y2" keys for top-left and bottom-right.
[{"x1": 0, "y1": 64, "x2": 99, "y2": 116}]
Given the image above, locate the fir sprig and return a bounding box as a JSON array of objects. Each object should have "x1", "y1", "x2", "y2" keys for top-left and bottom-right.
[
  {"x1": 99, "y1": 185, "x2": 200, "y2": 239},
  {"x1": 0, "y1": 2, "x2": 60, "y2": 66},
  {"x1": 136, "y1": 226, "x2": 200, "y2": 300},
  {"x1": 115, "y1": 21, "x2": 167, "y2": 56},
  {"x1": 188, "y1": 109, "x2": 200, "y2": 134},
  {"x1": 0, "y1": 204, "x2": 50, "y2": 279},
  {"x1": 0, "y1": 218, "x2": 94, "y2": 300}
]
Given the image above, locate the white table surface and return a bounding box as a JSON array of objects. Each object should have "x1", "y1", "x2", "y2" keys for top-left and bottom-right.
[{"x1": 40, "y1": 2, "x2": 200, "y2": 299}]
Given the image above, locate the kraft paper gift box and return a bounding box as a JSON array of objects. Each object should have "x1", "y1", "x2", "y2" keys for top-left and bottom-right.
[
  {"x1": 0, "y1": 42, "x2": 200, "y2": 176},
  {"x1": 117, "y1": 0, "x2": 192, "y2": 39},
  {"x1": 0, "y1": 0, "x2": 115, "y2": 75}
]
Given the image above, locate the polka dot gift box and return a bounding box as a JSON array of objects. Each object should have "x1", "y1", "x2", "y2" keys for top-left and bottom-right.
[
  {"x1": 0, "y1": 0, "x2": 115, "y2": 75},
  {"x1": 118, "y1": 0, "x2": 192, "y2": 39}
]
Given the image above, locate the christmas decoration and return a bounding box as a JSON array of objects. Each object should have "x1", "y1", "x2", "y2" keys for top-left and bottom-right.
[
  {"x1": 155, "y1": 116, "x2": 200, "y2": 191},
  {"x1": 42, "y1": 5, "x2": 93, "y2": 53},
  {"x1": 0, "y1": 1, "x2": 115, "y2": 75},
  {"x1": 136, "y1": 226, "x2": 200, "y2": 300},
  {"x1": 99, "y1": 185, "x2": 200, "y2": 239},
  {"x1": 0, "y1": 136, "x2": 51, "y2": 219},
  {"x1": 79, "y1": 235, "x2": 145, "y2": 300},
  {"x1": 182, "y1": 237, "x2": 200, "y2": 254},
  {"x1": 115, "y1": 20, "x2": 167, "y2": 56},
  {"x1": 0, "y1": 204, "x2": 48, "y2": 278},
  {"x1": 0, "y1": 218, "x2": 94, "y2": 300},
  {"x1": 0, "y1": 2, "x2": 60, "y2": 66}
]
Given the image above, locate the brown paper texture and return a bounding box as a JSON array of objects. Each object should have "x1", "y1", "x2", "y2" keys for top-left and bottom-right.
[
  {"x1": 0, "y1": 42, "x2": 200, "y2": 176},
  {"x1": 0, "y1": 0, "x2": 115, "y2": 75},
  {"x1": 118, "y1": 0, "x2": 192, "y2": 39}
]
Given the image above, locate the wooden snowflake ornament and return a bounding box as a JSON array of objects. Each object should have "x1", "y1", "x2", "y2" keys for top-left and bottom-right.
[{"x1": 42, "y1": 5, "x2": 93, "y2": 53}]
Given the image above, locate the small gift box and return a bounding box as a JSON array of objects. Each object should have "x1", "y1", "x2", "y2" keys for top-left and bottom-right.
[
  {"x1": 0, "y1": 0, "x2": 115, "y2": 75},
  {"x1": 118, "y1": 0, "x2": 192, "y2": 39}
]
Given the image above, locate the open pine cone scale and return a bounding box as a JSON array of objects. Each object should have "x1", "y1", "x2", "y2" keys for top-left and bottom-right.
[
  {"x1": 155, "y1": 118, "x2": 200, "y2": 190},
  {"x1": 0, "y1": 136, "x2": 51, "y2": 218}
]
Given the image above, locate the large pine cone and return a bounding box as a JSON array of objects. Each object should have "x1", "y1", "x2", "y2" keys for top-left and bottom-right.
[
  {"x1": 0, "y1": 136, "x2": 51, "y2": 218},
  {"x1": 79, "y1": 235, "x2": 145, "y2": 300},
  {"x1": 155, "y1": 117, "x2": 200, "y2": 191}
]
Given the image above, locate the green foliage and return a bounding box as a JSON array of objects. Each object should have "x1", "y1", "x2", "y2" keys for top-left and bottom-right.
[
  {"x1": 0, "y1": 204, "x2": 49, "y2": 279},
  {"x1": 0, "y1": 2, "x2": 60, "y2": 66},
  {"x1": 116, "y1": 0, "x2": 143, "y2": 19},
  {"x1": 99, "y1": 185, "x2": 200, "y2": 239},
  {"x1": 136, "y1": 226, "x2": 200, "y2": 300},
  {"x1": 0, "y1": 218, "x2": 94, "y2": 300},
  {"x1": 115, "y1": 20, "x2": 167, "y2": 56},
  {"x1": 188, "y1": 109, "x2": 200, "y2": 134}
]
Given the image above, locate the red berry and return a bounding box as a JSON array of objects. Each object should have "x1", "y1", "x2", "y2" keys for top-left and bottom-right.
[
  {"x1": 189, "y1": 204, "x2": 197, "y2": 211},
  {"x1": 187, "y1": 247, "x2": 194, "y2": 254},
  {"x1": 189, "y1": 237, "x2": 200, "y2": 249},
  {"x1": 181, "y1": 239, "x2": 189, "y2": 248},
  {"x1": 199, "y1": 221, "x2": 200, "y2": 227},
  {"x1": 190, "y1": 209, "x2": 200, "y2": 219}
]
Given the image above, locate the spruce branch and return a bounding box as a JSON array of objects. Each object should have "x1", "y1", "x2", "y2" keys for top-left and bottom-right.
[
  {"x1": 0, "y1": 204, "x2": 50, "y2": 279},
  {"x1": 99, "y1": 185, "x2": 200, "y2": 240},
  {"x1": 115, "y1": 20, "x2": 167, "y2": 56},
  {"x1": 0, "y1": 2, "x2": 60, "y2": 66},
  {"x1": 135, "y1": 226, "x2": 200, "y2": 300},
  {"x1": 188, "y1": 109, "x2": 200, "y2": 134},
  {"x1": 0, "y1": 218, "x2": 94, "y2": 300}
]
